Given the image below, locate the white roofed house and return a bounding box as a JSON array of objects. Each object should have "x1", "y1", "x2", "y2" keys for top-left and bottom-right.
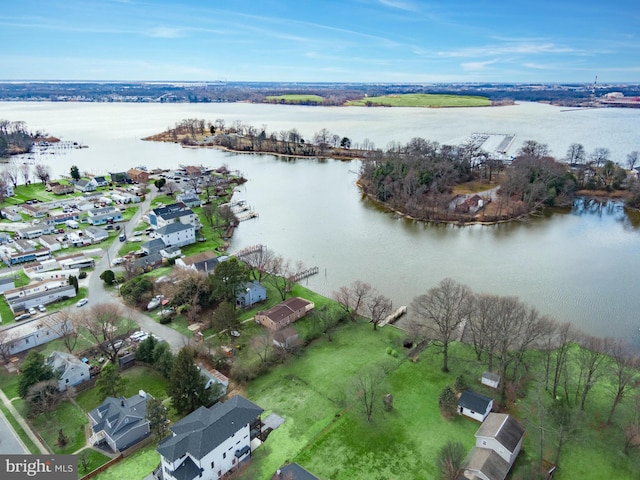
[
  {"x1": 75, "y1": 178, "x2": 98, "y2": 193},
  {"x1": 0, "y1": 312, "x2": 73, "y2": 355},
  {"x1": 84, "y1": 226, "x2": 109, "y2": 243},
  {"x1": 46, "y1": 351, "x2": 90, "y2": 391},
  {"x1": 156, "y1": 395, "x2": 263, "y2": 480}
]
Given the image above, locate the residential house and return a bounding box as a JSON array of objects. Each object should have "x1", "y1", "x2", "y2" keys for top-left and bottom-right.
[
  {"x1": 0, "y1": 312, "x2": 72, "y2": 355},
  {"x1": 236, "y1": 281, "x2": 267, "y2": 308},
  {"x1": 0, "y1": 232, "x2": 12, "y2": 244},
  {"x1": 131, "y1": 253, "x2": 164, "y2": 273},
  {"x1": 88, "y1": 391, "x2": 153, "y2": 452},
  {"x1": 21, "y1": 203, "x2": 47, "y2": 218},
  {"x1": 255, "y1": 297, "x2": 315, "y2": 331},
  {"x1": 52, "y1": 184, "x2": 74, "y2": 195},
  {"x1": 109, "y1": 172, "x2": 132, "y2": 185},
  {"x1": 160, "y1": 245, "x2": 182, "y2": 260},
  {"x1": 0, "y1": 275, "x2": 16, "y2": 294},
  {"x1": 39, "y1": 235, "x2": 62, "y2": 252},
  {"x1": 75, "y1": 178, "x2": 98, "y2": 193},
  {"x1": 13, "y1": 239, "x2": 36, "y2": 253},
  {"x1": 46, "y1": 351, "x2": 90, "y2": 391},
  {"x1": 273, "y1": 463, "x2": 321, "y2": 480},
  {"x1": 2, "y1": 183, "x2": 15, "y2": 197},
  {"x1": 127, "y1": 168, "x2": 149, "y2": 184},
  {"x1": 94, "y1": 176, "x2": 109, "y2": 187},
  {"x1": 141, "y1": 238, "x2": 166, "y2": 256},
  {"x1": 45, "y1": 211, "x2": 80, "y2": 225},
  {"x1": 461, "y1": 413, "x2": 526, "y2": 480},
  {"x1": 156, "y1": 395, "x2": 264, "y2": 480},
  {"x1": 87, "y1": 206, "x2": 123, "y2": 225},
  {"x1": 155, "y1": 223, "x2": 195, "y2": 248},
  {"x1": 4, "y1": 278, "x2": 76, "y2": 313},
  {"x1": 148, "y1": 203, "x2": 198, "y2": 229},
  {"x1": 6, "y1": 249, "x2": 52, "y2": 266},
  {"x1": 1, "y1": 208, "x2": 22, "y2": 222},
  {"x1": 57, "y1": 253, "x2": 95, "y2": 270},
  {"x1": 17, "y1": 225, "x2": 56, "y2": 240},
  {"x1": 175, "y1": 251, "x2": 219, "y2": 273},
  {"x1": 482, "y1": 372, "x2": 500, "y2": 389},
  {"x1": 84, "y1": 226, "x2": 109, "y2": 243},
  {"x1": 176, "y1": 192, "x2": 202, "y2": 208},
  {"x1": 458, "y1": 390, "x2": 494, "y2": 423}
]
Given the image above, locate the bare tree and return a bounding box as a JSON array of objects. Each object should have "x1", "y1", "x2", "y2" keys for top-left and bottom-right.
[
  {"x1": 0, "y1": 174, "x2": 8, "y2": 203},
  {"x1": 34, "y1": 163, "x2": 51, "y2": 184},
  {"x1": 627, "y1": 151, "x2": 639, "y2": 172},
  {"x1": 547, "y1": 322, "x2": 578, "y2": 401},
  {"x1": 590, "y1": 147, "x2": 610, "y2": 169},
  {"x1": 566, "y1": 143, "x2": 586, "y2": 165},
  {"x1": 350, "y1": 364, "x2": 388, "y2": 423},
  {"x1": 20, "y1": 163, "x2": 30, "y2": 185},
  {"x1": 251, "y1": 330, "x2": 274, "y2": 366},
  {"x1": 410, "y1": 278, "x2": 472, "y2": 372},
  {"x1": 467, "y1": 294, "x2": 502, "y2": 367},
  {"x1": 4, "y1": 163, "x2": 18, "y2": 188},
  {"x1": 26, "y1": 380, "x2": 63, "y2": 417},
  {"x1": 332, "y1": 285, "x2": 353, "y2": 316},
  {"x1": 79, "y1": 303, "x2": 129, "y2": 363},
  {"x1": 0, "y1": 328, "x2": 18, "y2": 362},
  {"x1": 606, "y1": 339, "x2": 639, "y2": 424},
  {"x1": 164, "y1": 181, "x2": 179, "y2": 195},
  {"x1": 242, "y1": 245, "x2": 275, "y2": 283},
  {"x1": 366, "y1": 291, "x2": 392, "y2": 330},
  {"x1": 575, "y1": 335, "x2": 609, "y2": 411},
  {"x1": 48, "y1": 309, "x2": 80, "y2": 353}
]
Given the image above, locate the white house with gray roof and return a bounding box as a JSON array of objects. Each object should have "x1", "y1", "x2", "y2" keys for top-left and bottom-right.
[
  {"x1": 47, "y1": 351, "x2": 90, "y2": 391},
  {"x1": 156, "y1": 395, "x2": 263, "y2": 480},
  {"x1": 88, "y1": 391, "x2": 153, "y2": 452},
  {"x1": 155, "y1": 222, "x2": 195, "y2": 248}
]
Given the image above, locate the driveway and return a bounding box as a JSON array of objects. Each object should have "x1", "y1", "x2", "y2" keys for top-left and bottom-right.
[{"x1": 87, "y1": 187, "x2": 190, "y2": 352}]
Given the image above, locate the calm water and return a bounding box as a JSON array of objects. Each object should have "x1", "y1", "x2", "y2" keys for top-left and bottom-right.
[{"x1": 1, "y1": 101, "x2": 639, "y2": 342}]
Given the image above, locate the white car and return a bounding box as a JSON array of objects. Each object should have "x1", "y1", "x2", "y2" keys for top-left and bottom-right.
[
  {"x1": 111, "y1": 257, "x2": 124, "y2": 265},
  {"x1": 38, "y1": 305, "x2": 46, "y2": 312},
  {"x1": 28, "y1": 307, "x2": 37, "y2": 315},
  {"x1": 76, "y1": 298, "x2": 88, "y2": 308}
]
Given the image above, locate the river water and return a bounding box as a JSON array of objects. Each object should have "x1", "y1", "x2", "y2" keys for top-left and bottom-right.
[{"x1": 1, "y1": 101, "x2": 639, "y2": 342}]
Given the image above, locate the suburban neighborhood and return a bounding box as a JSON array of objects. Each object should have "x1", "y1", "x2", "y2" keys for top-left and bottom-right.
[{"x1": 0, "y1": 158, "x2": 636, "y2": 480}]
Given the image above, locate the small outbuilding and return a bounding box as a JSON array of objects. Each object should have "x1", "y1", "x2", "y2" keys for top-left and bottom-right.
[
  {"x1": 482, "y1": 371, "x2": 500, "y2": 389},
  {"x1": 458, "y1": 390, "x2": 494, "y2": 422}
]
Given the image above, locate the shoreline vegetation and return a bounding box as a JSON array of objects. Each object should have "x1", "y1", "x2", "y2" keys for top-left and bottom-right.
[
  {"x1": 145, "y1": 118, "x2": 640, "y2": 226},
  {"x1": 263, "y1": 92, "x2": 496, "y2": 107}
]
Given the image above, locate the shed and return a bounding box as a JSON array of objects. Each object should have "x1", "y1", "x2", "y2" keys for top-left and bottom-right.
[
  {"x1": 482, "y1": 371, "x2": 500, "y2": 389},
  {"x1": 458, "y1": 390, "x2": 494, "y2": 422}
]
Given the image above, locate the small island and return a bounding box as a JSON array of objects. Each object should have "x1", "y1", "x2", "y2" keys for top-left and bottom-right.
[{"x1": 263, "y1": 92, "x2": 494, "y2": 107}]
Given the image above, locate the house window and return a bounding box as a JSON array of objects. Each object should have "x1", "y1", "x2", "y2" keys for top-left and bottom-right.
[
  {"x1": 223, "y1": 453, "x2": 226, "y2": 459},
  {"x1": 211, "y1": 461, "x2": 214, "y2": 468},
  {"x1": 65, "y1": 379, "x2": 69, "y2": 383}
]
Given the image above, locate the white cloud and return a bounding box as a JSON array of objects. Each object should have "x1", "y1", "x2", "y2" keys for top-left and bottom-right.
[
  {"x1": 461, "y1": 59, "x2": 499, "y2": 71},
  {"x1": 378, "y1": 0, "x2": 418, "y2": 12},
  {"x1": 145, "y1": 27, "x2": 184, "y2": 38}
]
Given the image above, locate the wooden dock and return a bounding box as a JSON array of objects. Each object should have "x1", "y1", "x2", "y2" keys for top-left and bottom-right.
[
  {"x1": 379, "y1": 306, "x2": 407, "y2": 327},
  {"x1": 290, "y1": 266, "x2": 319, "y2": 283}
]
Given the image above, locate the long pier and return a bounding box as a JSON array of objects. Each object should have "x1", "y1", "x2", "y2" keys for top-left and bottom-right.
[
  {"x1": 379, "y1": 306, "x2": 407, "y2": 327},
  {"x1": 290, "y1": 266, "x2": 319, "y2": 283}
]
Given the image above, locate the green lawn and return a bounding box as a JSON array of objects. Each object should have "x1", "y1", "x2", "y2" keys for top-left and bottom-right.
[
  {"x1": 75, "y1": 365, "x2": 169, "y2": 413},
  {"x1": 76, "y1": 448, "x2": 112, "y2": 478},
  {"x1": 265, "y1": 94, "x2": 325, "y2": 104},
  {"x1": 31, "y1": 400, "x2": 87, "y2": 454},
  {"x1": 93, "y1": 444, "x2": 159, "y2": 480},
  {"x1": 345, "y1": 93, "x2": 491, "y2": 107}
]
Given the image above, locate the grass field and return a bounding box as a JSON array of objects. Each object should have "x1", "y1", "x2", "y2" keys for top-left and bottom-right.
[
  {"x1": 77, "y1": 448, "x2": 112, "y2": 478},
  {"x1": 31, "y1": 399, "x2": 88, "y2": 454},
  {"x1": 265, "y1": 94, "x2": 325, "y2": 104},
  {"x1": 345, "y1": 93, "x2": 490, "y2": 107},
  {"x1": 236, "y1": 319, "x2": 640, "y2": 480},
  {"x1": 93, "y1": 444, "x2": 159, "y2": 480}
]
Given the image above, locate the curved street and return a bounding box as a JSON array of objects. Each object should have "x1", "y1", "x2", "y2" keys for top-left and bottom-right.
[{"x1": 86, "y1": 186, "x2": 190, "y2": 352}]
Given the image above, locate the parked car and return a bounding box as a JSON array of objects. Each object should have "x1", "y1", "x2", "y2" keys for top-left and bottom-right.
[
  {"x1": 158, "y1": 307, "x2": 175, "y2": 317},
  {"x1": 129, "y1": 330, "x2": 146, "y2": 341},
  {"x1": 111, "y1": 257, "x2": 124, "y2": 265},
  {"x1": 28, "y1": 307, "x2": 37, "y2": 315},
  {"x1": 38, "y1": 305, "x2": 46, "y2": 312},
  {"x1": 15, "y1": 313, "x2": 31, "y2": 321},
  {"x1": 76, "y1": 298, "x2": 88, "y2": 308},
  {"x1": 133, "y1": 230, "x2": 144, "y2": 236},
  {"x1": 119, "y1": 233, "x2": 126, "y2": 242}
]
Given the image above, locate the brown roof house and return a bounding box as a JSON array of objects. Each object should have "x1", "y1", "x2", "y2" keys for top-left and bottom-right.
[
  {"x1": 255, "y1": 297, "x2": 314, "y2": 330},
  {"x1": 127, "y1": 168, "x2": 149, "y2": 184},
  {"x1": 461, "y1": 413, "x2": 526, "y2": 480}
]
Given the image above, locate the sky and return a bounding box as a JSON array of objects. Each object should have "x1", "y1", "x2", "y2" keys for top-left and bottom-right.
[{"x1": 1, "y1": 0, "x2": 638, "y2": 83}]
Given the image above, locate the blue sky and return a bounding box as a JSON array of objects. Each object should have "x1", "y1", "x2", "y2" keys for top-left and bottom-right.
[{"x1": 1, "y1": 0, "x2": 638, "y2": 83}]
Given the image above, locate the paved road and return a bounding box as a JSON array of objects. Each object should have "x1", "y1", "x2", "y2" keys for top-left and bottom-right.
[
  {"x1": 87, "y1": 187, "x2": 190, "y2": 352},
  {"x1": 0, "y1": 406, "x2": 28, "y2": 454}
]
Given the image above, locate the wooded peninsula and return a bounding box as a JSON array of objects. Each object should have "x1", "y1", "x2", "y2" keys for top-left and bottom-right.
[{"x1": 146, "y1": 118, "x2": 640, "y2": 224}]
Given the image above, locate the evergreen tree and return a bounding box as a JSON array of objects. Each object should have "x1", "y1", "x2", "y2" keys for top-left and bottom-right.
[
  {"x1": 146, "y1": 396, "x2": 169, "y2": 439},
  {"x1": 135, "y1": 336, "x2": 158, "y2": 363},
  {"x1": 438, "y1": 385, "x2": 458, "y2": 418},
  {"x1": 153, "y1": 343, "x2": 174, "y2": 380},
  {"x1": 167, "y1": 348, "x2": 212, "y2": 415},
  {"x1": 70, "y1": 165, "x2": 81, "y2": 181},
  {"x1": 96, "y1": 364, "x2": 128, "y2": 399},
  {"x1": 18, "y1": 351, "x2": 54, "y2": 398}
]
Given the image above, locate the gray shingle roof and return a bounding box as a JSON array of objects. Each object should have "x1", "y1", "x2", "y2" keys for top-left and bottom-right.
[
  {"x1": 476, "y1": 413, "x2": 525, "y2": 453},
  {"x1": 464, "y1": 447, "x2": 510, "y2": 480},
  {"x1": 156, "y1": 395, "x2": 263, "y2": 462},
  {"x1": 156, "y1": 222, "x2": 194, "y2": 235},
  {"x1": 89, "y1": 394, "x2": 151, "y2": 445},
  {"x1": 458, "y1": 390, "x2": 493, "y2": 413}
]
